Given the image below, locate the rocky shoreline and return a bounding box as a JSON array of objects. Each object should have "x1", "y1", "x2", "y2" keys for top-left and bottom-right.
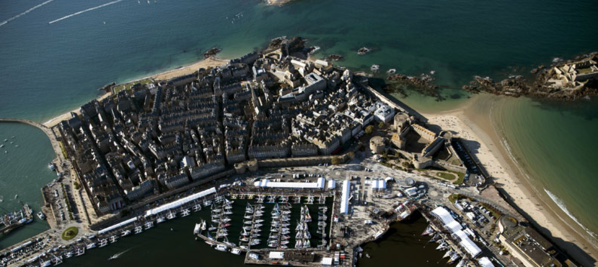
[
  {"x1": 462, "y1": 52, "x2": 598, "y2": 101},
  {"x1": 379, "y1": 52, "x2": 598, "y2": 101},
  {"x1": 384, "y1": 73, "x2": 444, "y2": 100}
]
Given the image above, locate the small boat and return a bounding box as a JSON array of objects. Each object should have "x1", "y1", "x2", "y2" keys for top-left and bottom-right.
[
  {"x1": 193, "y1": 203, "x2": 202, "y2": 212},
  {"x1": 215, "y1": 244, "x2": 228, "y2": 252},
  {"x1": 37, "y1": 211, "x2": 46, "y2": 220},
  {"x1": 371, "y1": 64, "x2": 380, "y2": 72},
  {"x1": 422, "y1": 225, "x2": 434, "y2": 236},
  {"x1": 194, "y1": 223, "x2": 202, "y2": 234},
  {"x1": 448, "y1": 253, "x2": 461, "y2": 264},
  {"x1": 181, "y1": 209, "x2": 190, "y2": 217},
  {"x1": 387, "y1": 69, "x2": 397, "y2": 75},
  {"x1": 109, "y1": 235, "x2": 118, "y2": 243},
  {"x1": 231, "y1": 248, "x2": 241, "y2": 255},
  {"x1": 166, "y1": 211, "x2": 176, "y2": 220},
  {"x1": 134, "y1": 225, "x2": 143, "y2": 234},
  {"x1": 99, "y1": 239, "x2": 108, "y2": 247},
  {"x1": 443, "y1": 250, "x2": 453, "y2": 258},
  {"x1": 144, "y1": 221, "x2": 154, "y2": 230},
  {"x1": 86, "y1": 242, "x2": 96, "y2": 249},
  {"x1": 156, "y1": 216, "x2": 165, "y2": 223},
  {"x1": 121, "y1": 230, "x2": 131, "y2": 237},
  {"x1": 308, "y1": 46, "x2": 320, "y2": 54},
  {"x1": 75, "y1": 247, "x2": 85, "y2": 257},
  {"x1": 108, "y1": 249, "x2": 129, "y2": 261},
  {"x1": 436, "y1": 242, "x2": 447, "y2": 250}
]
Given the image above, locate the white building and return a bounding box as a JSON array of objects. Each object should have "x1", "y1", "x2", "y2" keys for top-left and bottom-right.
[
  {"x1": 340, "y1": 180, "x2": 351, "y2": 214},
  {"x1": 253, "y1": 177, "x2": 325, "y2": 189}
]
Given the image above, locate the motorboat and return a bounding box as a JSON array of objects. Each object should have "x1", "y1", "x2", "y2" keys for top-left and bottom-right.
[{"x1": 215, "y1": 244, "x2": 228, "y2": 252}]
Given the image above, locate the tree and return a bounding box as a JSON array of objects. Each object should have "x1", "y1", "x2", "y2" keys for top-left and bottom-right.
[
  {"x1": 73, "y1": 182, "x2": 81, "y2": 190},
  {"x1": 331, "y1": 156, "x2": 341, "y2": 165},
  {"x1": 378, "y1": 122, "x2": 385, "y2": 129},
  {"x1": 365, "y1": 125, "x2": 375, "y2": 135},
  {"x1": 347, "y1": 152, "x2": 355, "y2": 160}
]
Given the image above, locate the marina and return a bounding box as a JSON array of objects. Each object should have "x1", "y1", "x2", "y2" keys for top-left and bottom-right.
[{"x1": 1, "y1": 204, "x2": 34, "y2": 236}]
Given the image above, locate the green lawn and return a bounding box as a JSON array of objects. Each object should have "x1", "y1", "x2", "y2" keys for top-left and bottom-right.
[
  {"x1": 436, "y1": 172, "x2": 456, "y2": 180},
  {"x1": 62, "y1": 227, "x2": 79, "y2": 241},
  {"x1": 114, "y1": 78, "x2": 153, "y2": 93}
]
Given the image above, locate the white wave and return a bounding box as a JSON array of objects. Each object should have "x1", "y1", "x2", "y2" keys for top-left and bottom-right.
[
  {"x1": 0, "y1": 0, "x2": 55, "y2": 27},
  {"x1": 544, "y1": 189, "x2": 597, "y2": 239},
  {"x1": 49, "y1": 0, "x2": 123, "y2": 24}
]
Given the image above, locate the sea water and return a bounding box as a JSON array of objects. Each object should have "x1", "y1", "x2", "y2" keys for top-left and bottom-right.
[{"x1": 1, "y1": 0, "x2": 598, "y2": 256}]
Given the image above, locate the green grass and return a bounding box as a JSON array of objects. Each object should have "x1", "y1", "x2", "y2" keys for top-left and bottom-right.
[
  {"x1": 448, "y1": 193, "x2": 472, "y2": 203},
  {"x1": 452, "y1": 172, "x2": 466, "y2": 185},
  {"x1": 436, "y1": 172, "x2": 456, "y2": 180},
  {"x1": 61, "y1": 227, "x2": 79, "y2": 240},
  {"x1": 61, "y1": 184, "x2": 74, "y2": 220},
  {"x1": 114, "y1": 78, "x2": 154, "y2": 93},
  {"x1": 58, "y1": 141, "x2": 68, "y2": 159},
  {"x1": 481, "y1": 203, "x2": 502, "y2": 218}
]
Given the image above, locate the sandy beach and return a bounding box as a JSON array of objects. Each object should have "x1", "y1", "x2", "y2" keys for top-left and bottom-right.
[
  {"x1": 151, "y1": 57, "x2": 228, "y2": 81},
  {"x1": 423, "y1": 94, "x2": 598, "y2": 266},
  {"x1": 42, "y1": 57, "x2": 229, "y2": 128}
]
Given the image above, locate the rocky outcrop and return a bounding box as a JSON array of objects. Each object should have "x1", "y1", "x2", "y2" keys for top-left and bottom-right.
[
  {"x1": 463, "y1": 52, "x2": 598, "y2": 101},
  {"x1": 203, "y1": 47, "x2": 221, "y2": 58},
  {"x1": 386, "y1": 73, "x2": 443, "y2": 100}
]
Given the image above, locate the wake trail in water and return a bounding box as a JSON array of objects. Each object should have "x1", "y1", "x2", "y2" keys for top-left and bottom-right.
[
  {"x1": 0, "y1": 0, "x2": 55, "y2": 27},
  {"x1": 49, "y1": 0, "x2": 123, "y2": 24},
  {"x1": 108, "y1": 247, "x2": 133, "y2": 260}
]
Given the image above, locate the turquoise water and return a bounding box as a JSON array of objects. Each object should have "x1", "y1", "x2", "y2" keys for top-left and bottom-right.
[
  {"x1": 1, "y1": 0, "x2": 598, "y2": 259},
  {"x1": 494, "y1": 97, "x2": 598, "y2": 239}
]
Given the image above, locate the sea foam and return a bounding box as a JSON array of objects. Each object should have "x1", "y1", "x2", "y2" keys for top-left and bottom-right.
[{"x1": 544, "y1": 189, "x2": 597, "y2": 239}]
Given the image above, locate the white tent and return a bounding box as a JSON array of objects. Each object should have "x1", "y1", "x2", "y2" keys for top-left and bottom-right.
[
  {"x1": 321, "y1": 257, "x2": 333, "y2": 265},
  {"x1": 144, "y1": 187, "x2": 216, "y2": 217},
  {"x1": 254, "y1": 178, "x2": 325, "y2": 189},
  {"x1": 269, "y1": 251, "x2": 284, "y2": 259},
  {"x1": 454, "y1": 230, "x2": 482, "y2": 257},
  {"x1": 432, "y1": 207, "x2": 481, "y2": 258},
  {"x1": 98, "y1": 217, "x2": 137, "y2": 234},
  {"x1": 340, "y1": 180, "x2": 351, "y2": 214},
  {"x1": 478, "y1": 257, "x2": 494, "y2": 267}
]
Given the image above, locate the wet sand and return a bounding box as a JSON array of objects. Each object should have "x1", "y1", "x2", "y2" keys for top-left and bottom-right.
[{"x1": 423, "y1": 94, "x2": 598, "y2": 266}]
